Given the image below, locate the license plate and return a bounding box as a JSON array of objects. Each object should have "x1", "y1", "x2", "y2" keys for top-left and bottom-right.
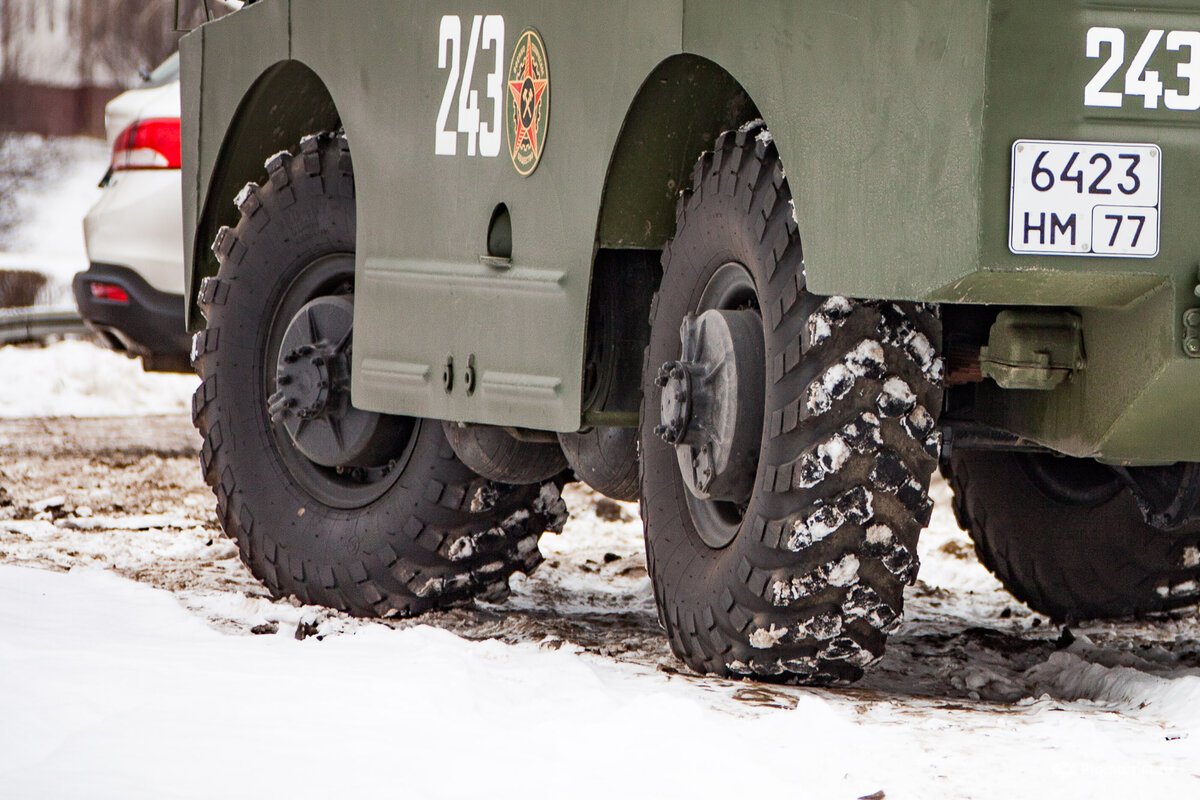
[{"x1": 1009, "y1": 140, "x2": 1161, "y2": 258}]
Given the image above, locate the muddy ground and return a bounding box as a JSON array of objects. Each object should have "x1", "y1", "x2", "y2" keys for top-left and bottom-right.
[{"x1": 3, "y1": 414, "x2": 1200, "y2": 712}]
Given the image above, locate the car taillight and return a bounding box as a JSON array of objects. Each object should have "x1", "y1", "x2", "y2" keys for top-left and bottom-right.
[
  {"x1": 90, "y1": 282, "x2": 130, "y2": 304},
  {"x1": 111, "y1": 118, "x2": 181, "y2": 170}
]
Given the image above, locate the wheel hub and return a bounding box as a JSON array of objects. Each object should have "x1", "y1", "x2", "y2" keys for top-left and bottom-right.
[
  {"x1": 654, "y1": 308, "x2": 765, "y2": 505},
  {"x1": 268, "y1": 294, "x2": 404, "y2": 469},
  {"x1": 275, "y1": 342, "x2": 339, "y2": 420},
  {"x1": 656, "y1": 362, "x2": 694, "y2": 446}
]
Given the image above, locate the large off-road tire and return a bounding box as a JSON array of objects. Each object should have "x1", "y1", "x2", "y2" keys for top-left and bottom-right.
[
  {"x1": 947, "y1": 451, "x2": 1200, "y2": 620},
  {"x1": 641, "y1": 122, "x2": 945, "y2": 683},
  {"x1": 192, "y1": 133, "x2": 566, "y2": 617}
]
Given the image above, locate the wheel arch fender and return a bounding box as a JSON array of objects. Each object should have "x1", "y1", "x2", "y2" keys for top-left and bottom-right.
[
  {"x1": 593, "y1": 53, "x2": 761, "y2": 253},
  {"x1": 186, "y1": 58, "x2": 344, "y2": 330},
  {"x1": 575, "y1": 55, "x2": 762, "y2": 424}
]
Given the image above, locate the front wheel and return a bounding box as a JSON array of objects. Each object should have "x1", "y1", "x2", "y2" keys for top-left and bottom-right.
[
  {"x1": 640, "y1": 122, "x2": 945, "y2": 684},
  {"x1": 192, "y1": 133, "x2": 566, "y2": 617}
]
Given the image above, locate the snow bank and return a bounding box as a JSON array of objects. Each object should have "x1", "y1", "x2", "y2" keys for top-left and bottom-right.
[
  {"x1": 1030, "y1": 642, "x2": 1200, "y2": 729},
  {"x1": 0, "y1": 339, "x2": 197, "y2": 417}
]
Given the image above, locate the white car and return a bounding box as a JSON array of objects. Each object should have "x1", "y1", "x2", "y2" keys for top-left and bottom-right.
[{"x1": 73, "y1": 54, "x2": 189, "y2": 373}]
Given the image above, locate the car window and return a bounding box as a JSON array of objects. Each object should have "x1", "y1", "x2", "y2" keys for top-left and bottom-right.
[{"x1": 144, "y1": 53, "x2": 180, "y2": 87}]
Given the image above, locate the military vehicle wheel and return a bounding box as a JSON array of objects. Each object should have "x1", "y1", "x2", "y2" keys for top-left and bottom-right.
[
  {"x1": 192, "y1": 133, "x2": 566, "y2": 617},
  {"x1": 640, "y1": 122, "x2": 945, "y2": 683},
  {"x1": 947, "y1": 451, "x2": 1200, "y2": 620}
]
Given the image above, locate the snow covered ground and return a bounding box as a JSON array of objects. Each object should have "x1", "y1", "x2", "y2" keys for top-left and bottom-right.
[
  {"x1": 3, "y1": 340, "x2": 1200, "y2": 800},
  {"x1": 2, "y1": 140, "x2": 1200, "y2": 798},
  {"x1": 3, "y1": 559, "x2": 1198, "y2": 800},
  {"x1": 0, "y1": 340, "x2": 197, "y2": 417}
]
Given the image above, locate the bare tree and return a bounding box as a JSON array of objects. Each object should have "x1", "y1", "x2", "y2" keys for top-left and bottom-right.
[
  {"x1": 0, "y1": 0, "x2": 8, "y2": 81},
  {"x1": 0, "y1": 0, "x2": 233, "y2": 88},
  {"x1": 82, "y1": 1, "x2": 171, "y2": 81},
  {"x1": 79, "y1": 0, "x2": 234, "y2": 85}
]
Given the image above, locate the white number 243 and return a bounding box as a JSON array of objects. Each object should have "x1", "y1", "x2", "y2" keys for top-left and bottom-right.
[
  {"x1": 1085, "y1": 26, "x2": 1200, "y2": 111},
  {"x1": 436, "y1": 14, "x2": 505, "y2": 157}
]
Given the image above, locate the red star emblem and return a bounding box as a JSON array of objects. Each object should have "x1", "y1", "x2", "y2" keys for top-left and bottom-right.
[{"x1": 508, "y1": 42, "x2": 548, "y2": 159}]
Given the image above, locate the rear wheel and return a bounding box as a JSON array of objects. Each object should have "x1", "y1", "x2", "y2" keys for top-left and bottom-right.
[
  {"x1": 640, "y1": 122, "x2": 945, "y2": 683},
  {"x1": 947, "y1": 451, "x2": 1200, "y2": 619},
  {"x1": 192, "y1": 133, "x2": 566, "y2": 617}
]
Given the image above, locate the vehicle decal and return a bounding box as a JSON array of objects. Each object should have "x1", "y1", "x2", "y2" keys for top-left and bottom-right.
[
  {"x1": 506, "y1": 28, "x2": 550, "y2": 176},
  {"x1": 435, "y1": 14, "x2": 506, "y2": 158},
  {"x1": 1085, "y1": 27, "x2": 1200, "y2": 110}
]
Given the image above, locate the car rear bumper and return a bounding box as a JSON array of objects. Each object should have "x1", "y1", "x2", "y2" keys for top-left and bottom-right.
[{"x1": 73, "y1": 262, "x2": 191, "y2": 373}]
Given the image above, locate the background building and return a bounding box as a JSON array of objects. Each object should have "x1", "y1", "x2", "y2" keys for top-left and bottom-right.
[{"x1": 0, "y1": 0, "x2": 227, "y2": 136}]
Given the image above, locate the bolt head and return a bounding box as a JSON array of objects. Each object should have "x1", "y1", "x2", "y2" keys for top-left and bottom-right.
[{"x1": 1186, "y1": 337, "x2": 1200, "y2": 356}]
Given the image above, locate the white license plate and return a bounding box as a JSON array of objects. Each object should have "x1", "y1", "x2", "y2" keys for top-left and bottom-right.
[{"x1": 1009, "y1": 139, "x2": 1161, "y2": 258}]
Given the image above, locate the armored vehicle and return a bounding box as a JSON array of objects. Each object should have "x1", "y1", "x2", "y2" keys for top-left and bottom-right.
[{"x1": 181, "y1": 0, "x2": 1200, "y2": 683}]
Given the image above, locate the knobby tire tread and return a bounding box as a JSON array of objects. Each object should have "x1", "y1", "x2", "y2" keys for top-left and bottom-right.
[
  {"x1": 642, "y1": 122, "x2": 945, "y2": 683},
  {"x1": 192, "y1": 133, "x2": 566, "y2": 619},
  {"x1": 946, "y1": 452, "x2": 1200, "y2": 620}
]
